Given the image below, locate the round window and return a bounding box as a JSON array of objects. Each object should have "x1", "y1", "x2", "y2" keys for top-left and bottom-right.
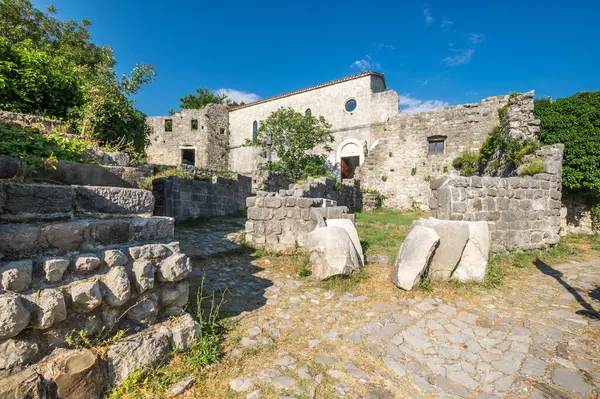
[{"x1": 345, "y1": 99, "x2": 357, "y2": 112}]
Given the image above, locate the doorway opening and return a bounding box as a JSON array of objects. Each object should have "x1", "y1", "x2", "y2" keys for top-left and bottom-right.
[
  {"x1": 341, "y1": 156, "x2": 360, "y2": 179},
  {"x1": 181, "y1": 148, "x2": 196, "y2": 166}
]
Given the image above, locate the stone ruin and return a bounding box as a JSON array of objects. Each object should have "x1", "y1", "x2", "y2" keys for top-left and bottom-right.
[{"x1": 0, "y1": 178, "x2": 198, "y2": 396}]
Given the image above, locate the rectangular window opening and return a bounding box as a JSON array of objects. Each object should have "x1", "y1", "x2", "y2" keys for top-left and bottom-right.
[
  {"x1": 165, "y1": 119, "x2": 173, "y2": 132},
  {"x1": 428, "y1": 139, "x2": 445, "y2": 154},
  {"x1": 191, "y1": 119, "x2": 198, "y2": 130}
]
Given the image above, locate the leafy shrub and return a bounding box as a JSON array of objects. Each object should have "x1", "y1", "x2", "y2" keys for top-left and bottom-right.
[
  {"x1": 138, "y1": 167, "x2": 193, "y2": 191},
  {"x1": 0, "y1": 122, "x2": 91, "y2": 165},
  {"x1": 519, "y1": 158, "x2": 544, "y2": 176},
  {"x1": 381, "y1": 175, "x2": 388, "y2": 182},
  {"x1": 535, "y1": 92, "x2": 600, "y2": 192},
  {"x1": 411, "y1": 167, "x2": 417, "y2": 176},
  {"x1": 452, "y1": 152, "x2": 479, "y2": 176}
]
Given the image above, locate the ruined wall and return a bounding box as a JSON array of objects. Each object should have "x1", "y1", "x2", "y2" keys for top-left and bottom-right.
[
  {"x1": 286, "y1": 177, "x2": 362, "y2": 212},
  {"x1": 358, "y1": 95, "x2": 509, "y2": 209},
  {"x1": 245, "y1": 191, "x2": 355, "y2": 251},
  {"x1": 503, "y1": 91, "x2": 540, "y2": 140},
  {"x1": 146, "y1": 104, "x2": 229, "y2": 169},
  {"x1": 0, "y1": 181, "x2": 197, "y2": 386},
  {"x1": 430, "y1": 144, "x2": 564, "y2": 252},
  {"x1": 560, "y1": 194, "x2": 598, "y2": 235},
  {"x1": 152, "y1": 175, "x2": 252, "y2": 221},
  {"x1": 0, "y1": 110, "x2": 68, "y2": 133}
]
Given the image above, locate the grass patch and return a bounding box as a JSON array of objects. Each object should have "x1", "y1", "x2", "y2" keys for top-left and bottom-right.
[
  {"x1": 356, "y1": 209, "x2": 428, "y2": 261},
  {"x1": 316, "y1": 268, "x2": 367, "y2": 293}
]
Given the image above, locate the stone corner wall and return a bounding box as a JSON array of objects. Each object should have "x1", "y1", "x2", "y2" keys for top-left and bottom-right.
[
  {"x1": 502, "y1": 91, "x2": 540, "y2": 141},
  {"x1": 0, "y1": 181, "x2": 196, "y2": 388},
  {"x1": 560, "y1": 192, "x2": 599, "y2": 235},
  {"x1": 153, "y1": 173, "x2": 252, "y2": 221},
  {"x1": 245, "y1": 191, "x2": 355, "y2": 251},
  {"x1": 430, "y1": 144, "x2": 564, "y2": 252}
]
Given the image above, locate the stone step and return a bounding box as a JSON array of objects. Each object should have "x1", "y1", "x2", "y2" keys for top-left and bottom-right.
[
  {"x1": 33, "y1": 160, "x2": 152, "y2": 188},
  {"x1": 0, "y1": 182, "x2": 155, "y2": 223},
  {"x1": 0, "y1": 216, "x2": 174, "y2": 261}
]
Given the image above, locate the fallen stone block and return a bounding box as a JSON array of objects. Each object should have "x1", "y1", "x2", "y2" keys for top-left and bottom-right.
[
  {"x1": 452, "y1": 221, "x2": 490, "y2": 282},
  {"x1": 391, "y1": 225, "x2": 440, "y2": 291},
  {"x1": 307, "y1": 226, "x2": 361, "y2": 280},
  {"x1": 325, "y1": 218, "x2": 364, "y2": 266},
  {"x1": 414, "y1": 218, "x2": 469, "y2": 280}
]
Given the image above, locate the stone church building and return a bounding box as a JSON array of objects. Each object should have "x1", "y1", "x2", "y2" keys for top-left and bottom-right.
[{"x1": 146, "y1": 71, "x2": 517, "y2": 209}]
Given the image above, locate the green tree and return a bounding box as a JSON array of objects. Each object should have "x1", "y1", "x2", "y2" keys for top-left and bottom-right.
[
  {"x1": 534, "y1": 92, "x2": 600, "y2": 192},
  {"x1": 0, "y1": 0, "x2": 155, "y2": 158},
  {"x1": 249, "y1": 107, "x2": 333, "y2": 181},
  {"x1": 169, "y1": 88, "x2": 228, "y2": 114}
]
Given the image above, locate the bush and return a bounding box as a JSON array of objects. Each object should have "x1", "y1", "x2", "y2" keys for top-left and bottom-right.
[
  {"x1": 452, "y1": 152, "x2": 479, "y2": 176},
  {"x1": 535, "y1": 92, "x2": 600, "y2": 192},
  {"x1": 519, "y1": 158, "x2": 544, "y2": 176},
  {"x1": 0, "y1": 122, "x2": 91, "y2": 166}
]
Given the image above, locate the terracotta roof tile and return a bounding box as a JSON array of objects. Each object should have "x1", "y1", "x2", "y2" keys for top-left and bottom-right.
[{"x1": 228, "y1": 71, "x2": 385, "y2": 111}]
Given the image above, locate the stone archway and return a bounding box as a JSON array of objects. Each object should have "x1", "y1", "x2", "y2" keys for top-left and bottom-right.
[{"x1": 337, "y1": 139, "x2": 365, "y2": 179}]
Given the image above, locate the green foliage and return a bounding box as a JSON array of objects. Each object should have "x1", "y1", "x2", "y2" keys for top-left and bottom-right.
[
  {"x1": 388, "y1": 151, "x2": 393, "y2": 157},
  {"x1": 381, "y1": 175, "x2": 388, "y2": 182},
  {"x1": 138, "y1": 167, "x2": 194, "y2": 191},
  {"x1": 519, "y1": 158, "x2": 544, "y2": 176},
  {"x1": 169, "y1": 88, "x2": 228, "y2": 114},
  {"x1": 65, "y1": 327, "x2": 127, "y2": 355},
  {"x1": 411, "y1": 167, "x2": 417, "y2": 176},
  {"x1": 443, "y1": 166, "x2": 448, "y2": 173},
  {"x1": 452, "y1": 152, "x2": 479, "y2": 176},
  {"x1": 248, "y1": 107, "x2": 333, "y2": 181},
  {"x1": 0, "y1": 122, "x2": 91, "y2": 165},
  {"x1": 535, "y1": 92, "x2": 600, "y2": 192},
  {"x1": 0, "y1": 38, "x2": 82, "y2": 119},
  {"x1": 0, "y1": 0, "x2": 155, "y2": 158},
  {"x1": 479, "y1": 126, "x2": 502, "y2": 167},
  {"x1": 424, "y1": 175, "x2": 431, "y2": 182},
  {"x1": 298, "y1": 267, "x2": 311, "y2": 277}
]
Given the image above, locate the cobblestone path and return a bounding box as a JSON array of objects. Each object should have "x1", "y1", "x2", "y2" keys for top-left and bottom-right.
[
  {"x1": 176, "y1": 217, "x2": 245, "y2": 257},
  {"x1": 194, "y1": 254, "x2": 600, "y2": 399}
]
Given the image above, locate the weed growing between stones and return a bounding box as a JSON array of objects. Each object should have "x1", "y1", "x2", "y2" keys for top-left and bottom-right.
[
  {"x1": 65, "y1": 328, "x2": 127, "y2": 357},
  {"x1": 107, "y1": 275, "x2": 226, "y2": 398},
  {"x1": 298, "y1": 267, "x2": 311, "y2": 277}
]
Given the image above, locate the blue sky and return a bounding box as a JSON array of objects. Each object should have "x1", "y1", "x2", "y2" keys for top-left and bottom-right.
[{"x1": 33, "y1": 0, "x2": 600, "y2": 115}]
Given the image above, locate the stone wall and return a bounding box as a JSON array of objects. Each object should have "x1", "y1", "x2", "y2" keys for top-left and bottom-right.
[
  {"x1": 0, "y1": 110, "x2": 68, "y2": 133},
  {"x1": 245, "y1": 191, "x2": 355, "y2": 251},
  {"x1": 430, "y1": 144, "x2": 564, "y2": 252},
  {"x1": 252, "y1": 171, "x2": 294, "y2": 193},
  {"x1": 560, "y1": 193, "x2": 598, "y2": 235},
  {"x1": 152, "y1": 174, "x2": 252, "y2": 221},
  {"x1": 358, "y1": 95, "x2": 509, "y2": 209},
  {"x1": 0, "y1": 181, "x2": 197, "y2": 389},
  {"x1": 502, "y1": 91, "x2": 540, "y2": 141},
  {"x1": 146, "y1": 105, "x2": 229, "y2": 169},
  {"x1": 287, "y1": 177, "x2": 362, "y2": 211}
]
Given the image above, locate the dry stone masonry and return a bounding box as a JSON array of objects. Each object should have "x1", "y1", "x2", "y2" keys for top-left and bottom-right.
[
  {"x1": 245, "y1": 191, "x2": 355, "y2": 251},
  {"x1": 502, "y1": 91, "x2": 540, "y2": 141},
  {"x1": 430, "y1": 144, "x2": 564, "y2": 252},
  {"x1": 0, "y1": 180, "x2": 198, "y2": 395},
  {"x1": 152, "y1": 174, "x2": 252, "y2": 221}
]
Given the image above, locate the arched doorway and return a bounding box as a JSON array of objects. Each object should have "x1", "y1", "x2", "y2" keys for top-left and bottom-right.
[{"x1": 337, "y1": 139, "x2": 365, "y2": 179}]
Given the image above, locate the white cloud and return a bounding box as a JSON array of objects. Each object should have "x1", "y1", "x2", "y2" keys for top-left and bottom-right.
[
  {"x1": 468, "y1": 32, "x2": 485, "y2": 44},
  {"x1": 399, "y1": 94, "x2": 449, "y2": 114},
  {"x1": 375, "y1": 43, "x2": 395, "y2": 50},
  {"x1": 350, "y1": 56, "x2": 380, "y2": 71},
  {"x1": 215, "y1": 88, "x2": 260, "y2": 104},
  {"x1": 424, "y1": 6, "x2": 433, "y2": 25},
  {"x1": 441, "y1": 18, "x2": 453, "y2": 28},
  {"x1": 443, "y1": 48, "x2": 474, "y2": 66}
]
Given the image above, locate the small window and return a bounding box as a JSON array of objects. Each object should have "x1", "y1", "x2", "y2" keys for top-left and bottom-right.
[
  {"x1": 165, "y1": 119, "x2": 173, "y2": 132},
  {"x1": 428, "y1": 138, "x2": 445, "y2": 154},
  {"x1": 252, "y1": 120, "x2": 258, "y2": 140},
  {"x1": 305, "y1": 108, "x2": 311, "y2": 116},
  {"x1": 191, "y1": 119, "x2": 198, "y2": 130},
  {"x1": 345, "y1": 99, "x2": 357, "y2": 112}
]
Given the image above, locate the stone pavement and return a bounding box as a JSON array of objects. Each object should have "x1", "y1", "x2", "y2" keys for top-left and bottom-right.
[
  {"x1": 176, "y1": 217, "x2": 245, "y2": 257},
  {"x1": 180, "y1": 218, "x2": 600, "y2": 398}
]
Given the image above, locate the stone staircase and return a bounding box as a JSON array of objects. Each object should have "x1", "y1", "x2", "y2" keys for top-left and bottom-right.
[{"x1": 0, "y1": 180, "x2": 198, "y2": 397}]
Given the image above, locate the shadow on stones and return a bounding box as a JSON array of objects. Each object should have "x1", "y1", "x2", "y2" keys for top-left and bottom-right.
[
  {"x1": 187, "y1": 251, "x2": 273, "y2": 320},
  {"x1": 533, "y1": 259, "x2": 600, "y2": 320}
]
